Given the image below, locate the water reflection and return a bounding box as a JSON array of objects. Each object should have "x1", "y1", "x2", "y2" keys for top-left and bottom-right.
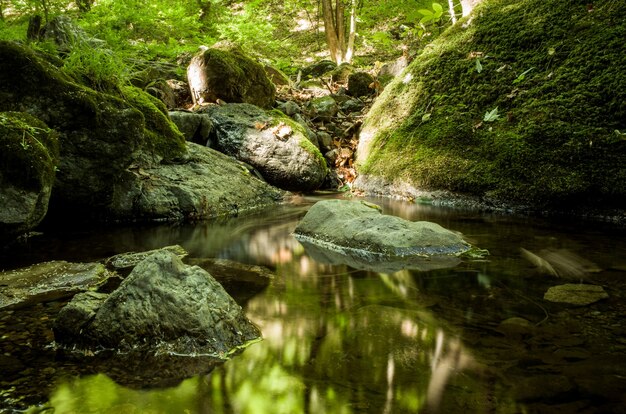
[{"x1": 2, "y1": 195, "x2": 626, "y2": 413}]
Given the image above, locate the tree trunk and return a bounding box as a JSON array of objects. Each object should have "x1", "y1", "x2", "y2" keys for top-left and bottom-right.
[
  {"x1": 335, "y1": 0, "x2": 346, "y2": 62},
  {"x1": 27, "y1": 15, "x2": 43, "y2": 41},
  {"x1": 448, "y1": 0, "x2": 457, "y2": 24},
  {"x1": 321, "y1": 0, "x2": 342, "y2": 63},
  {"x1": 344, "y1": 0, "x2": 357, "y2": 63},
  {"x1": 461, "y1": 0, "x2": 482, "y2": 17}
]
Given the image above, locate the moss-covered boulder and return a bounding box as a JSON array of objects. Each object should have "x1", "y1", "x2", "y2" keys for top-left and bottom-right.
[
  {"x1": 0, "y1": 112, "x2": 58, "y2": 241},
  {"x1": 357, "y1": 0, "x2": 626, "y2": 212},
  {"x1": 0, "y1": 40, "x2": 187, "y2": 217},
  {"x1": 202, "y1": 103, "x2": 328, "y2": 191},
  {"x1": 187, "y1": 45, "x2": 276, "y2": 108}
]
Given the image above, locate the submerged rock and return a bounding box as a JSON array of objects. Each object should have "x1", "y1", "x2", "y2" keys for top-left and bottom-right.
[
  {"x1": 544, "y1": 284, "x2": 609, "y2": 306},
  {"x1": 54, "y1": 251, "x2": 261, "y2": 355},
  {"x1": 202, "y1": 103, "x2": 328, "y2": 191},
  {"x1": 0, "y1": 262, "x2": 111, "y2": 310},
  {"x1": 294, "y1": 199, "x2": 471, "y2": 270}
]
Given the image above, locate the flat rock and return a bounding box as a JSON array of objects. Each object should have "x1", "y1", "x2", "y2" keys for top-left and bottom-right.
[
  {"x1": 544, "y1": 284, "x2": 609, "y2": 306},
  {"x1": 0, "y1": 261, "x2": 110, "y2": 310}
]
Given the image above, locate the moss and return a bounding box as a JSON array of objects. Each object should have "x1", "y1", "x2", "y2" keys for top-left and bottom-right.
[
  {"x1": 359, "y1": 0, "x2": 626, "y2": 209},
  {"x1": 0, "y1": 112, "x2": 59, "y2": 191},
  {"x1": 269, "y1": 109, "x2": 328, "y2": 173},
  {"x1": 121, "y1": 85, "x2": 187, "y2": 161}
]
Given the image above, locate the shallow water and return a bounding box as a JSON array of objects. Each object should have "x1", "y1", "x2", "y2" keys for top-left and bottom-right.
[{"x1": 1, "y1": 195, "x2": 625, "y2": 413}]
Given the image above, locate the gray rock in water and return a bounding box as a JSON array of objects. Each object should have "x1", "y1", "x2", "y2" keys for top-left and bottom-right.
[
  {"x1": 54, "y1": 250, "x2": 261, "y2": 355},
  {"x1": 294, "y1": 200, "x2": 472, "y2": 268},
  {"x1": 0, "y1": 262, "x2": 111, "y2": 310},
  {"x1": 109, "y1": 143, "x2": 285, "y2": 221},
  {"x1": 104, "y1": 245, "x2": 188, "y2": 273},
  {"x1": 544, "y1": 284, "x2": 609, "y2": 306},
  {"x1": 202, "y1": 103, "x2": 327, "y2": 191}
]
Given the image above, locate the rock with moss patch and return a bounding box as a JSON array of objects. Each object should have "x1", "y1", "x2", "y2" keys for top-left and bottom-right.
[
  {"x1": 201, "y1": 103, "x2": 328, "y2": 191},
  {"x1": 54, "y1": 250, "x2": 261, "y2": 355},
  {"x1": 544, "y1": 284, "x2": 609, "y2": 306},
  {"x1": 294, "y1": 200, "x2": 472, "y2": 268},
  {"x1": 301, "y1": 60, "x2": 336, "y2": 78},
  {"x1": 187, "y1": 45, "x2": 275, "y2": 108},
  {"x1": 0, "y1": 261, "x2": 111, "y2": 310},
  {"x1": 309, "y1": 96, "x2": 339, "y2": 122},
  {"x1": 356, "y1": 0, "x2": 626, "y2": 213},
  {"x1": 0, "y1": 112, "x2": 58, "y2": 242},
  {"x1": 347, "y1": 72, "x2": 375, "y2": 97},
  {"x1": 0, "y1": 41, "x2": 187, "y2": 218},
  {"x1": 109, "y1": 143, "x2": 284, "y2": 220}
]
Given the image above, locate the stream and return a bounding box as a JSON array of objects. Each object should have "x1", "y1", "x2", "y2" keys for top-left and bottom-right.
[{"x1": 1, "y1": 194, "x2": 625, "y2": 413}]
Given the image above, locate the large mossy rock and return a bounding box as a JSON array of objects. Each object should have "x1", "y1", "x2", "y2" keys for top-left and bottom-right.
[
  {"x1": 54, "y1": 250, "x2": 261, "y2": 355},
  {"x1": 187, "y1": 45, "x2": 275, "y2": 109},
  {"x1": 0, "y1": 112, "x2": 58, "y2": 241},
  {"x1": 109, "y1": 143, "x2": 284, "y2": 221},
  {"x1": 356, "y1": 0, "x2": 626, "y2": 212},
  {"x1": 0, "y1": 40, "x2": 187, "y2": 216},
  {"x1": 294, "y1": 199, "x2": 471, "y2": 259},
  {"x1": 202, "y1": 103, "x2": 328, "y2": 191}
]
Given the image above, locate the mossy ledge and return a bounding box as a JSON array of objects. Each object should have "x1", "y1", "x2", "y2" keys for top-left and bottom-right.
[{"x1": 357, "y1": 0, "x2": 626, "y2": 213}]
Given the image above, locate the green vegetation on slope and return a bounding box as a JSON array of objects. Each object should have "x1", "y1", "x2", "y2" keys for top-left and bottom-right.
[{"x1": 359, "y1": 0, "x2": 626, "y2": 209}]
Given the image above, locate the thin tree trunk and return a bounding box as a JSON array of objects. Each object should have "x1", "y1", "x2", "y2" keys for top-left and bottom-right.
[
  {"x1": 321, "y1": 0, "x2": 342, "y2": 63},
  {"x1": 0, "y1": 1, "x2": 4, "y2": 21},
  {"x1": 335, "y1": 0, "x2": 346, "y2": 62},
  {"x1": 344, "y1": 0, "x2": 357, "y2": 63},
  {"x1": 448, "y1": 0, "x2": 457, "y2": 24}
]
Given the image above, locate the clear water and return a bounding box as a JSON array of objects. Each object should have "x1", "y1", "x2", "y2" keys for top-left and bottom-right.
[{"x1": 1, "y1": 195, "x2": 625, "y2": 413}]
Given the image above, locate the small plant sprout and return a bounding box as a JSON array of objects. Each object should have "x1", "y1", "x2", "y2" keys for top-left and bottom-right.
[{"x1": 483, "y1": 107, "x2": 500, "y2": 122}]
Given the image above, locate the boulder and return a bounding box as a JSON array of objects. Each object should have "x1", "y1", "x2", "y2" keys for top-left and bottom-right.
[
  {"x1": 169, "y1": 111, "x2": 213, "y2": 146},
  {"x1": 201, "y1": 103, "x2": 328, "y2": 191},
  {"x1": 0, "y1": 112, "x2": 58, "y2": 242},
  {"x1": 0, "y1": 261, "x2": 111, "y2": 310},
  {"x1": 294, "y1": 199, "x2": 472, "y2": 259},
  {"x1": 54, "y1": 250, "x2": 261, "y2": 355},
  {"x1": 166, "y1": 79, "x2": 192, "y2": 108},
  {"x1": 104, "y1": 245, "x2": 188, "y2": 273},
  {"x1": 347, "y1": 72, "x2": 375, "y2": 97},
  {"x1": 187, "y1": 45, "x2": 275, "y2": 108},
  {"x1": 0, "y1": 41, "x2": 188, "y2": 217},
  {"x1": 109, "y1": 143, "x2": 285, "y2": 221},
  {"x1": 264, "y1": 65, "x2": 291, "y2": 86}
]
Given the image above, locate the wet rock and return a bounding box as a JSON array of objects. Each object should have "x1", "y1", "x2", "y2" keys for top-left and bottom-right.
[
  {"x1": 201, "y1": 103, "x2": 327, "y2": 191},
  {"x1": 109, "y1": 143, "x2": 285, "y2": 221},
  {"x1": 54, "y1": 250, "x2": 261, "y2": 355},
  {"x1": 513, "y1": 374, "x2": 574, "y2": 401},
  {"x1": 0, "y1": 262, "x2": 111, "y2": 310},
  {"x1": 105, "y1": 245, "x2": 188, "y2": 273},
  {"x1": 543, "y1": 284, "x2": 609, "y2": 306},
  {"x1": 309, "y1": 95, "x2": 338, "y2": 122},
  {"x1": 496, "y1": 317, "x2": 535, "y2": 338},
  {"x1": 0, "y1": 112, "x2": 58, "y2": 243},
  {"x1": 347, "y1": 72, "x2": 375, "y2": 97},
  {"x1": 294, "y1": 199, "x2": 472, "y2": 264},
  {"x1": 187, "y1": 44, "x2": 275, "y2": 108},
  {"x1": 168, "y1": 111, "x2": 213, "y2": 146}
]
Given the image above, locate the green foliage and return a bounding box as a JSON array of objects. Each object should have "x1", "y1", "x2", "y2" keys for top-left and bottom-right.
[
  {"x1": 416, "y1": 2, "x2": 444, "y2": 25},
  {"x1": 62, "y1": 44, "x2": 131, "y2": 92}
]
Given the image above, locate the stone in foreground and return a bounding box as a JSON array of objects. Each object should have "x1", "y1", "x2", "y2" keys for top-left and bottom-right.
[
  {"x1": 54, "y1": 251, "x2": 260, "y2": 356},
  {"x1": 293, "y1": 200, "x2": 472, "y2": 270}
]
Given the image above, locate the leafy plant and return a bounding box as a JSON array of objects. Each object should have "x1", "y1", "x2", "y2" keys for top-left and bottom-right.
[
  {"x1": 417, "y1": 2, "x2": 444, "y2": 25},
  {"x1": 483, "y1": 107, "x2": 500, "y2": 122},
  {"x1": 512, "y1": 67, "x2": 534, "y2": 84}
]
